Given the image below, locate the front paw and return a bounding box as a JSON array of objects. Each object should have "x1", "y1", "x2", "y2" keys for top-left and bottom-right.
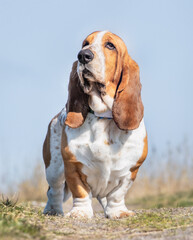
[
  {"x1": 65, "y1": 207, "x2": 93, "y2": 218},
  {"x1": 105, "y1": 206, "x2": 135, "y2": 219},
  {"x1": 43, "y1": 203, "x2": 64, "y2": 216}
]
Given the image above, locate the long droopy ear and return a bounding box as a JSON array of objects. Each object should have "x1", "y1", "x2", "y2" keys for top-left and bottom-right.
[
  {"x1": 65, "y1": 61, "x2": 89, "y2": 128},
  {"x1": 112, "y1": 54, "x2": 144, "y2": 130}
]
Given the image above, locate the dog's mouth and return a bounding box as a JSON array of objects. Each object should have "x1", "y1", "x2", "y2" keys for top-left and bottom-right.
[
  {"x1": 83, "y1": 76, "x2": 91, "y2": 93},
  {"x1": 81, "y1": 69, "x2": 93, "y2": 93},
  {"x1": 95, "y1": 82, "x2": 106, "y2": 95},
  {"x1": 83, "y1": 68, "x2": 93, "y2": 78},
  {"x1": 80, "y1": 68, "x2": 106, "y2": 95}
]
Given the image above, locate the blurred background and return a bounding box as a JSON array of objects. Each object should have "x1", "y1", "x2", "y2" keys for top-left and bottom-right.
[{"x1": 0, "y1": 0, "x2": 193, "y2": 208}]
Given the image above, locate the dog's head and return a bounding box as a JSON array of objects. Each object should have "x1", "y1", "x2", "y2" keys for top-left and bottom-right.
[{"x1": 65, "y1": 31, "x2": 144, "y2": 130}]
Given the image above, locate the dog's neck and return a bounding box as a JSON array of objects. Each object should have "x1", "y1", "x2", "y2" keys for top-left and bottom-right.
[
  {"x1": 93, "y1": 110, "x2": 113, "y2": 119},
  {"x1": 89, "y1": 108, "x2": 113, "y2": 119}
]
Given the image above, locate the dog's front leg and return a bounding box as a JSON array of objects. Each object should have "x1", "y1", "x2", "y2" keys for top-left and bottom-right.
[
  {"x1": 43, "y1": 162, "x2": 65, "y2": 215},
  {"x1": 64, "y1": 161, "x2": 93, "y2": 218},
  {"x1": 43, "y1": 117, "x2": 65, "y2": 216},
  {"x1": 105, "y1": 176, "x2": 135, "y2": 219}
]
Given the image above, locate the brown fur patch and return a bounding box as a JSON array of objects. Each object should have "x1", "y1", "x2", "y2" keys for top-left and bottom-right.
[
  {"x1": 112, "y1": 55, "x2": 144, "y2": 130},
  {"x1": 43, "y1": 112, "x2": 60, "y2": 168},
  {"x1": 65, "y1": 112, "x2": 84, "y2": 129},
  {"x1": 102, "y1": 32, "x2": 121, "y2": 98},
  {"x1": 43, "y1": 122, "x2": 51, "y2": 168},
  {"x1": 65, "y1": 61, "x2": 89, "y2": 128},
  {"x1": 61, "y1": 128, "x2": 90, "y2": 198},
  {"x1": 105, "y1": 82, "x2": 117, "y2": 98},
  {"x1": 82, "y1": 31, "x2": 100, "y2": 47},
  {"x1": 130, "y1": 134, "x2": 148, "y2": 181},
  {"x1": 104, "y1": 140, "x2": 110, "y2": 145}
]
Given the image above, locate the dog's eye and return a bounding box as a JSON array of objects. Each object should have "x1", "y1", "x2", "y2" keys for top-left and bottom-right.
[
  {"x1": 105, "y1": 42, "x2": 116, "y2": 50},
  {"x1": 82, "y1": 41, "x2": 89, "y2": 48}
]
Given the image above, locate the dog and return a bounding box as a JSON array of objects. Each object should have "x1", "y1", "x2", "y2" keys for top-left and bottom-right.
[{"x1": 43, "y1": 31, "x2": 148, "y2": 219}]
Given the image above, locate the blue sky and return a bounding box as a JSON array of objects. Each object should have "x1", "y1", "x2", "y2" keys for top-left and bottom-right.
[{"x1": 0, "y1": 0, "x2": 193, "y2": 189}]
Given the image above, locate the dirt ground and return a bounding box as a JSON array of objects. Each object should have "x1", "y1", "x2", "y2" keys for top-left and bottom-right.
[{"x1": 1, "y1": 200, "x2": 193, "y2": 240}]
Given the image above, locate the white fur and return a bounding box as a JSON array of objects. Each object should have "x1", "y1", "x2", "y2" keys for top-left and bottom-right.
[
  {"x1": 90, "y1": 91, "x2": 114, "y2": 117},
  {"x1": 90, "y1": 31, "x2": 107, "y2": 83},
  {"x1": 65, "y1": 112, "x2": 147, "y2": 218},
  {"x1": 88, "y1": 90, "x2": 109, "y2": 113},
  {"x1": 43, "y1": 110, "x2": 146, "y2": 218},
  {"x1": 65, "y1": 194, "x2": 93, "y2": 218},
  {"x1": 101, "y1": 94, "x2": 114, "y2": 110}
]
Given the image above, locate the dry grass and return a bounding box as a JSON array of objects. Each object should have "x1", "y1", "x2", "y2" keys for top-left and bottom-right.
[
  {"x1": 127, "y1": 139, "x2": 193, "y2": 201},
  {"x1": 17, "y1": 164, "x2": 47, "y2": 202}
]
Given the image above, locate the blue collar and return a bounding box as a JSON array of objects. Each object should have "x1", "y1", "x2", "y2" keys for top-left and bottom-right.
[{"x1": 89, "y1": 108, "x2": 112, "y2": 120}]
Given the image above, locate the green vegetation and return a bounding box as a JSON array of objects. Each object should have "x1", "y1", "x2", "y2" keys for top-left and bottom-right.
[
  {"x1": 0, "y1": 201, "x2": 43, "y2": 239},
  {"x1": 110, "y1": 209, "x2": 193, "y2": 232},
  {"x1": 0, "y1": 194, "x2": 193, "y2": 240}
]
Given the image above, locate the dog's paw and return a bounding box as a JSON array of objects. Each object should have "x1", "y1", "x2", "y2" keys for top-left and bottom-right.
[
  {"x1": 65, "y1": 207, "x2": 93, "y2": 218},
  {"x1": 43, "y1": 204, "x2": 64, "y2": 216},
  {"x1": 105, "y1": 207, "x2": 135, "y2": 219}
]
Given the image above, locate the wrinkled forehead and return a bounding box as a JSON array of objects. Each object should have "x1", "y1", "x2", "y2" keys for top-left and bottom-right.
[{"x1": 82, "y1": 31, "x2": 126, "y2": 49}]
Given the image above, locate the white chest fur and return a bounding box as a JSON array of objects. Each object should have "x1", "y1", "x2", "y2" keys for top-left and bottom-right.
[{"x1": 65, "y1": 113, "x2": 146, "y2": 198}]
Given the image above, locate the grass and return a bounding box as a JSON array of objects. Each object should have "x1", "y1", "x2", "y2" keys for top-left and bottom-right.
[
  {"x1": 0, "y1": 195, "x2": 193, "y2": 240},
  {"x1": 0, "y1": 200, "x2": 43, "y2": 240},
  {"x1": 126, "y1": 190, "x2": 193, "y2": 209},
  {"x1": 107, "y1": 209, "x2": 193, "y2": 232}
]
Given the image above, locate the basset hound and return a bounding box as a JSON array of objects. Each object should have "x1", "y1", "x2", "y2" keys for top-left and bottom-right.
[{"x1": 43, "y1": 31, "x2": 148, "y2": 219}]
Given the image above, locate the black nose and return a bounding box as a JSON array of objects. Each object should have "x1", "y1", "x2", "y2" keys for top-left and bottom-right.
[{"x1": 77, "y1": 49, "x2": 94, "y2": 64}]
